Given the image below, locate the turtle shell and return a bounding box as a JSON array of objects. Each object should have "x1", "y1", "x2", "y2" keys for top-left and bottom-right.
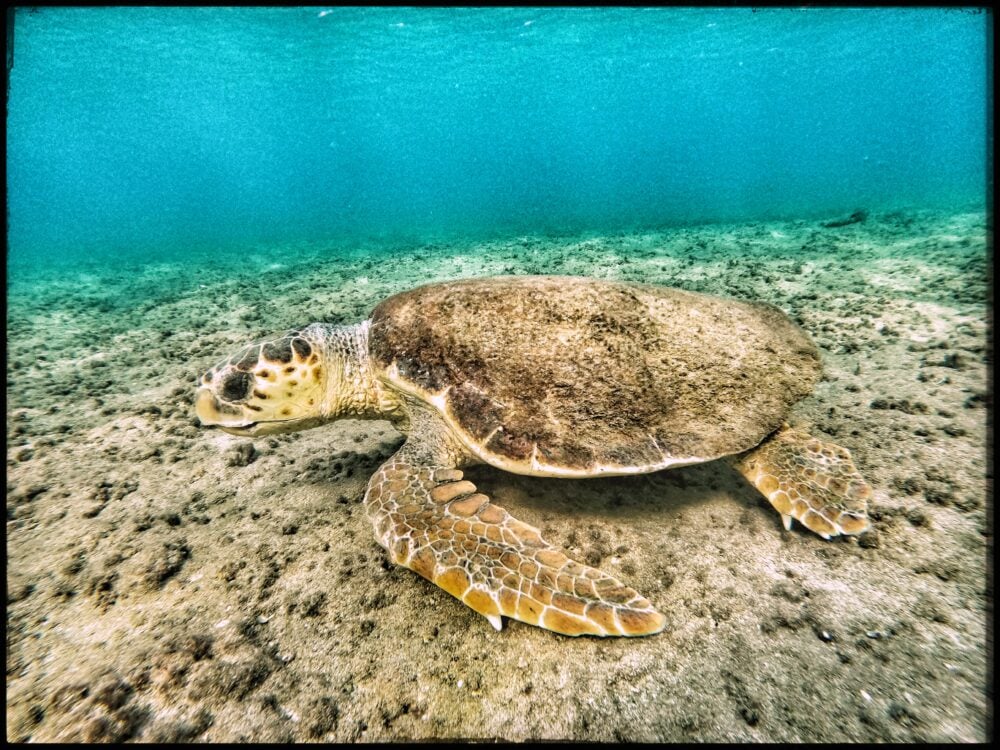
[{"x1": 368, "y1": 276, "x2": 821, "y2": 477}]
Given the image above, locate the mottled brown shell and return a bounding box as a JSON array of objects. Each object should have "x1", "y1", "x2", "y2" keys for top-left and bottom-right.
[{"x1": 368, "y1": 276, "x2": 821, "y2": 476}]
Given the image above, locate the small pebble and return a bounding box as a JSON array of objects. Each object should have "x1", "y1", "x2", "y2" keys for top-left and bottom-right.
[{"x1": 225, "y1": 442, "x2": 258, "y2": 467}]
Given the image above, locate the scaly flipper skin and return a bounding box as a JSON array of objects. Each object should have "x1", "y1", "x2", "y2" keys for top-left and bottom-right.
[
  {"x1": 732, "y1": 425, "x2": 872, "y2": 539},
  {"x1": 363, "y1": 404, "x2": 667, "y2": 637}
]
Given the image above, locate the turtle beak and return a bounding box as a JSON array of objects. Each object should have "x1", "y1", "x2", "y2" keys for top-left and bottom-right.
[
  {"x1": 195, "y1": 388, "x2": 255, "y2": 431},
  {"x1": 195, "y1": 388, "x2": 221, "y2": 425},
  {"x1": 195, "y1": 385, "x2": 316, "y2": 437}
]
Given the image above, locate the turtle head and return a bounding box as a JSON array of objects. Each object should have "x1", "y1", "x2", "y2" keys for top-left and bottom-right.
[
  {"x1": 196, "y1": 321, "x2": 400, "y2": 437},
  {"x1": 196, "y1": 324, "x2": 338, "y2": 437}
]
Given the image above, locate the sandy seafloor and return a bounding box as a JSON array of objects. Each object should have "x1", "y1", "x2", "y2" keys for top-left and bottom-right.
[{"x1": 5, "y1": 208, "x2": 991, "y2": 742}]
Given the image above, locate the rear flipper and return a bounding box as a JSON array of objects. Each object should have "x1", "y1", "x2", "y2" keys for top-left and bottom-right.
[
  {"x1": 364, "y1": 434, "x2": 666, "y2": 637},
  {"x1": 732, "y1": 425, "x2": 872, "y2": 539}
]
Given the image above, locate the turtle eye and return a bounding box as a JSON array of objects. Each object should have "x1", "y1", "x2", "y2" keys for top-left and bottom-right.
[{"x1": 220, "y1": 371, "x2": 253, "y2": 402}]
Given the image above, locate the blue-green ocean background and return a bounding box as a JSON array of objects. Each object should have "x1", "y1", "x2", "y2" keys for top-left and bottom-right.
[{"x1": 6, "y1": 6, "x2": 991, "y2": 274}]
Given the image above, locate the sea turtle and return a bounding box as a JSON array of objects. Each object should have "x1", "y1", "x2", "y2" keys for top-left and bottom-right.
[{"x1": 195, "y1": 276, "x2": 872, "y2": 637}]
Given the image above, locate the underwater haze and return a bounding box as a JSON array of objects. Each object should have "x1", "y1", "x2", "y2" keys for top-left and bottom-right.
[
  {"x1": 6, "y1": 6, "x2": 992, "y2": 744},
  {"x1": 5, "y1": 6, "x2": 990, "y2": 272}
]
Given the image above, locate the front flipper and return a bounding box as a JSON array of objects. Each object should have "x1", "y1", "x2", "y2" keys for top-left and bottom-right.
[
  {"x1": 732, "y1": 424, "x2": 872, "y2": 539},
  {"x1": 363, "y1": 425, "x2": 666, "y2": 637}
]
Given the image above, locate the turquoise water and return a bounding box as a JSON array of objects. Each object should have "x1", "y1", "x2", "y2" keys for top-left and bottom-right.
[{"x1": 6, "y1": 7, "x2": 990, "y2": 272}]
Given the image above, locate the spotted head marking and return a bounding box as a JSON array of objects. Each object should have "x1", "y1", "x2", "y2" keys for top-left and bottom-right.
[{"x1": 196, "y1": 326, "x2": 329, "y2": 436}]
